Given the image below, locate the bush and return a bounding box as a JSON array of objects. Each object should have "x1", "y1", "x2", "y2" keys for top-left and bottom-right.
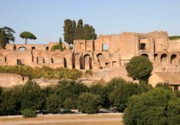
[
  {"x1": 124, "y1": 88, "x2": 175, "y2": 125},
  {"x1": 21, "y1": 109, "x2": 37, "y2": 118},
  {"x1": 155, "y1": 82, "x2": 172, "y2": 91},
  {"x1": 63, "y1": 98, "x2": 75, "y2": 109},
  {"x1": 126, "y1": 56, "x2": 153, "y2": 83},
  {"x1": 77, "y1": 92, "x2": 102, "y2": 114}
]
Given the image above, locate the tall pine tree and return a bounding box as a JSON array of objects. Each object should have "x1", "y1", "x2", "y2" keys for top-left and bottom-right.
[
  {"x1": 59, "y1": 37, "x2": 63, "y2": 51},
  {"x1": 0, "y1": 29, "x2": 7, "y2": 48},
  {"x1": 76, "y1": 19, "x2": 84, "y2": 40},
  {"x1": 63, "y1": 19, "x2": 74, "y2": 45}
]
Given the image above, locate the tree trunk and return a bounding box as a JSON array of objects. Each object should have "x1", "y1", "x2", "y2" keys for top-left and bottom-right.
[{"x1": 25, "y1": 38, "x2": 27, "y2": 44}]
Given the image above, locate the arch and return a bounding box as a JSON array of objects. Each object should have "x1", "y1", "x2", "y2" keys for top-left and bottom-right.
[
  {"x1": 46, "y1": 47, "x2": 49, "y2": 51},
  {"x1": 51, "y1": 58, "x2": 54, "y2": 63},
  {"x1": 154, "y1": 53, "x2": 158, "y2": 61},
  {"x1": 84, "y1": 54, "x2": 92, "y2": 70},
  {"x1": 141, "y1": 53, "x2": 149, "y2": 57},
  {"x1": 32, "y1": 46, "x2": 35, "y2": 50},
  {"x1": 97, "y1": 53, "x2": 103, "y2": 69},
  {"x1": 170, "y1": 54, "x2": 177, "y2": 65},
  {"x1": 75, "y1": 53, "x2": 81, "y2": 69},
  {"x1": 18, "y1": 46, "x2": 26, "y2": 52},
  {"x1": 13, "y1": 45, "x2": 16, "y2": 51},
  {"x1": 64, "y1": 58, "x2": 67, "y2": 68},
  {"x1": 161, "y1": 54, "x2": 167, "y2": 64}
]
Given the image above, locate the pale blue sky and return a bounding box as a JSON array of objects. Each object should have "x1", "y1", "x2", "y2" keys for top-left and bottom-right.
[{"x1": 0, "y1": 0, "x2": 180, "y2": 44}]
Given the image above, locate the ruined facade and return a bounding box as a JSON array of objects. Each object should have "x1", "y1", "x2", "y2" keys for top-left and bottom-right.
[{"x1": 1, "y1": 31, "x2": 180, "y2": 90}]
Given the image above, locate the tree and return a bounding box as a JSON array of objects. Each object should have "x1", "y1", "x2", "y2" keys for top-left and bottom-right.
[
  {"x1": 156, "y1": 82, "x2": 172, "y2": 91},
  {"x1": 76, "y1": 19, "x2": 84, "y2": 40},
  {"x1": 126, "y1": 56, "x2": 153, "y2": 83},
  {"x1": 59, "y1": 37, "x2": 63, "y2": 51},
  {"x1": 109, "y1": 81, "x2": 140, "y2": 112},
  {"x1": 167, "y1": 98, "x2": 180, "y2": 125},
  {"x1": 77, "y1": 92, "x2": 102, "y2": 114},
  {"x1": 20, "y1": 81, "x2": 44, "y2": 110},
  {"x1": 19, "y1": 31, "x2": 37, "y2": 44},
  {"x1": 63, "y1": 19, "x2": 75, "y2": 45},
  {"x1": 123, "y1": 88, "x2": 175, "y2": 125},
  {"x1": 63, "y1": 98, "x2": 75, "y2": 109},
  {"x1": 0, "y1": 26, "x2": 15, "y2": 48},
  {"x1": 84, "y1": 24, "x2": 97, "y2": 40},
  {"x1": 46, "y1": 94, "x2": 62, "y2": 113},
  {"x1": 55, "y1": 80, "x2": 88, "y2": 104}
]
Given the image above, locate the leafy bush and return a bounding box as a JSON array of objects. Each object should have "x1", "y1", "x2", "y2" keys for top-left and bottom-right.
[
  {"x1": 21, "y1": 109, "x2": 37, "y2": 118},
  {"x1": 124, "y1": 88, "x2": 175, "y2": 125},
  {"x1": 126, "y1": 56, "x2": 153, "y2": 83},
  {"x1": 77, "y1": 92, "x2": 102, "y2": 114},
  {"x1": 0, "y1": 66, "x2": 82, "y2": 80},
  {"x1": 156, "y1": 82, "x2": 172, "y2": 91}
]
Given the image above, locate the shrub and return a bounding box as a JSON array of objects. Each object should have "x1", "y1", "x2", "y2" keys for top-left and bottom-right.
[
  {"x1": 124, "y1": 88, "x2": 175, "y2": 125},
  {"x1": 21, "y1": 109, "x2": 37, "y2": 118},
  {"x1": 63, "y1": 98, "x2": 75, "y2": 109},
  {"x1": 77, "y1": 92, "x2": 102, "y2": 114},
  {"x1": 156, "y1": 82, "x2": 172, "y2": 91},
  {"x1": 126, "y1": 56, "x2": 153, "y2": 83}
]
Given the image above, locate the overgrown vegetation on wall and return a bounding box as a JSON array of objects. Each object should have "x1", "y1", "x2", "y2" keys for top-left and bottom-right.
[
  {"x1": 0, "y1": 66, "x2": 82, "y2": 80},
  {"x1": 169, "y1": 36, "x2": 180, "y2": 40}
]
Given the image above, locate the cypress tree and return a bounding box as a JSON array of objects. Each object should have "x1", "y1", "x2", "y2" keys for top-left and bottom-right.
[
  {"x1": 0, "y1": 30, "x2": 7, "y2": 48},
  {"x1": 76, "y1": 19, "x2": 84, "y2": 40},
  {"x1": 59, "y1": 37, "x2": 63, "y2": 51},
  {"x1": 63, "y1": 19, "x2": 74, "y2": 45}
]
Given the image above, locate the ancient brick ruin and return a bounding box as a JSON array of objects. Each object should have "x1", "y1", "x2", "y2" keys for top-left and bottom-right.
[{"x1": 1, "y1": 31, "x2": 180, "y2": 90}]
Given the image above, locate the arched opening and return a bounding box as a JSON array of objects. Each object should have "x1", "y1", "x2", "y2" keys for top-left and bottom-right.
[
  {"x1": 154, "y1": 54, "x2": 158, "y2": 61},
  {"x1": 161, "y1": 54, "x2": 167, "y2": 64},
  {"x1": 32, "y1": 46, "x2": 35, "y2": 50},
  {"x1": 37, "y1": 57, "x2": 39, "y2": 64},
  {"x1": 18, "y1": 47, "x2": 26, "y2": 52},
  {"x1": 84, "y1": 54, "x2": 92, "y2": 70},
  {"x1": 13, "y1": 45, "x2": 16, "y2": 51},
  {"x1": 43, "y1": 58, "x2": 45, "y2": 63},
  {"x1": 141, "y1": 53, "x2": 148, "y2": 58},
  {"x1": 64, "y1": 58, "x2": 67, "y2": 68},
  {"x1": 97, "y1": 53, "x2": 103, "y2": 69},
  {"x1": 46, "y1": 47, "x2": 49, "y2": 51},
  {"x1": 51, "y1": 58, "x2": 54, "y2": 63},
  {"x1": 75, "y1": 53, "x2": 81, "y2": 69},
  {"x1": 170, "y1": 54, "x2": 177, "y2": 65}
]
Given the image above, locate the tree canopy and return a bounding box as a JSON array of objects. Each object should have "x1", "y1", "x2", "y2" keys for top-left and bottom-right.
[
  {"x1": 123, "y1": 88, "x2": 178, "y2": 125},
  {"x1": 126, "y1": 56, "x2": 153, "y2": 83},
  {"x1": 0, "y1": 26, "x2": 15, "y2": 48},
  {"x1": 63, "y1": 19, "x2": 97, "y2": 45},
  {"x1": 19, "y1": 31, "x2": 37, "y2": 44}
]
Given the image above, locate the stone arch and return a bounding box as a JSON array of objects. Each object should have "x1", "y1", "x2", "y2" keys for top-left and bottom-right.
[
  {"x1": 75, "y1": 53, "x2": 81, "y2": 69},
  {"x1": 18, "y1": 46, "x2": 26, "y2": 52},
  {"x1": 141, "y1": 53, "x2": 149, "y2": 58},
  {"x1": 161, "y1": 54, "x2": 167, "y2": 64},
  {"x1": 13, "y1": 45, "x2": 16, "y2": 51},
  {"x1": 97, "y1": 53, "x2": 103, "y2": 68},
  {"x1": 84, "y1": 54, "x2": 92, "y2": 70},
  {"x1": 154, "y1": 53, "x2": 158, "y2": 61},
  {"x1": 170, "y1": 54, "x2": 177, "y2": 65},
  {"x1": 64, "y1": 58, "x2": 67, "y2": 68},
  {"x1": 32, "y1": 46, "x2": 35, "y2": 50}
]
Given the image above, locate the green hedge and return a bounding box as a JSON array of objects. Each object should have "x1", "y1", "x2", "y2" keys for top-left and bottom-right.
[
  {"x1": 0, "y1": 66, "x2": 82, "y2": 80},
  {"x1": 169, "y1": 36, "x2": 180, "y2": 40},
  {"x1": 21, "y1": 109, "x2": 37, "y2": 118}
]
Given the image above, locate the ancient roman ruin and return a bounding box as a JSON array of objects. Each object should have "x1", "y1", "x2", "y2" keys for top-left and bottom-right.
[{"x1": 0, "y1": 31, "x2": 180, "y2": 90}]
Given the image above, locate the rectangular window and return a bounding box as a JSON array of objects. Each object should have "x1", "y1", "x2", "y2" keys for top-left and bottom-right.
[
  {"x1": 140, "y1": 43, "x2": 146, "y2": 50},
  {"x1": 102, "y1": 44, "x2": 108, "y2": 51},
  {"x1": 174, "y1": 85, "x2": 179, "y2": 91}
]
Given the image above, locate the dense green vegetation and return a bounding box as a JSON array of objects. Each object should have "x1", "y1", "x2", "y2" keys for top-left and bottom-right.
[
  {"x1": 124, "y1": 88, "x2": 180, "y2": 125},
  {"x1": 0, "y1": 65, "x2": 82, "y2": 80},
  {"x1": 126, "y1": 56, "x2": 153, "y2": 83},
  {"x1": 63, "y1": 19, "x2": 97, "y2": 45},
  {"x1": 0, "y1": 77, "x2": 179, "y2": 122},
  {"x1": 51, "y1": 37, "x2": 65, "y2": 51},
  {"x1": 169, "y1": 36, "x2": 180, "y2": 40}
]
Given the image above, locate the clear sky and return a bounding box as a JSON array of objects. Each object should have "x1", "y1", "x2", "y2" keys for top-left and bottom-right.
[{"x1": 0, "y1": 0, "x2": 180, "y2": 44}]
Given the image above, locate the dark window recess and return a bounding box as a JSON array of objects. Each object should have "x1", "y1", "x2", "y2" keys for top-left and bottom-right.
[
  {"x1": 174, "y1": 85, "x2": 179, "y2": 91},
  {"x1": 140, "y1": 43, "x2": 146, "y2": 50}
]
